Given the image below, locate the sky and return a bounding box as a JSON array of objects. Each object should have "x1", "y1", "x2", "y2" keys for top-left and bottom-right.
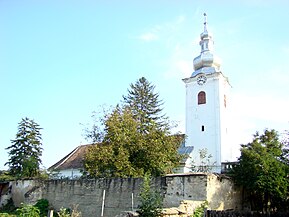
[{"x1": 1, "y1": 0, "x2": 289, "y2": 170}]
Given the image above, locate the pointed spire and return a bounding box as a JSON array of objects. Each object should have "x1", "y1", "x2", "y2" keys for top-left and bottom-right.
[{"x1": 192, "y1": 13, "x2": 221, "y2": 76}]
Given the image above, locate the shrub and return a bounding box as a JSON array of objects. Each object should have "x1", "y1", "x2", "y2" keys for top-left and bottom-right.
[
  {"x1": 0, "y1": 198, "x2": 16, "y2": 214},
  {"x1": 0, "y1": 213, "x2": 17, "y2": 217},
  {"x1": 16, "y1": 203, "x2": 40, "y2": 217},
  {"x1": 56, "y1": 205, "x2": 82, "y2": 217},
  {"x1": 57, "y1": 208, "x2": 70, "y2": 217},
  {"x1": 34, "y1": 199, "x2": 49, "y2": 217},
  {"x1": 192, "y1": 201, "x2": 208, "y2": 217}
]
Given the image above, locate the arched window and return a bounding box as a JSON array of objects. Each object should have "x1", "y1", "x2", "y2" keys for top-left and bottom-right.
[{"x1": 198, "y1": 91, "x2": 206, "y2": 105}]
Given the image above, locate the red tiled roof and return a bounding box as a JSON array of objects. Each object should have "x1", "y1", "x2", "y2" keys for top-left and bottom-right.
[{"x1": 48, "y1": 144, "x2": 93, "y2": 171}]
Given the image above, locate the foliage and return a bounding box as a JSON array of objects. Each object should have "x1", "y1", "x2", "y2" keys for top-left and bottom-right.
[
  {"x1": 138, "y1": 173, "x2": 163, "y2": 217},
  {"x1": 0, "y1": 199, "x2": 16, "y2": 214},
  {"x1": 57, "y1": 208, "x2": 70, "y2": 217},
  {"x1": 0, "y1": 213, "x2": 16, "y2": 217},
  {"x1": 56, "y1": 205, "x2": 81, "y2": 217},
  {"x1": 122, "y1": 77, "x2": 165, "y2": 132},
  {"x1": 37, "y1": 169, "x2": 50, "y2": 180},
  {"x1": 191, "y1": 201, "x2": 208, "y2": 217},
  {"x1": 0, "y1": 171, "x2": 15, "y2": 181},
  {"x1": 281, "y1": 130, "x2": 289, "y2": 165},
  {"x1": 34, "y1": 199, "x2": 49, "y2": 217},
  {"x1": 16, "y1": 203, "x2": 40, "y2": 217},
  {"x1": 84, "y1": 78, "x2": 182, "y2": 178},
  {"x1": 84, "y1": 106, "x2": 182, "y2": 177},
  {"x1": 82, "y1": 105, "x2": 112, "y2": 144},
  {"x1": 231, "y1": 129, "x2": 289, "y2": 211},
  {"x1": 5, "y1": 117, "x2": 43, "y2": 178},
  {"x1": 191, "y1": 148, "x2": 216, "y2": 173}
]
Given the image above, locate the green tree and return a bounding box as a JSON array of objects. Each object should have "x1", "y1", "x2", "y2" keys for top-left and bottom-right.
[
  {"x1": 138, "y1": 173, "x2": 163, "y2": 217},
  {"x1": 281, "y1": 130, "x2": 289, "y2": 165},
  {"x1": 5, "y1": 117, "x2": 43, "y2": 178},
  {"x1": 84, "y1": 106, "x2": 182, "y2": 177},
  {"x1": 84, "y1": 78, "x2": 182, "y2": 177},
  {"x1": 123, "y1": 77, "x2": 165, "y2": 132},
  {"x1": 232, "y1": 129, "x2": 289, "y2": 211}
]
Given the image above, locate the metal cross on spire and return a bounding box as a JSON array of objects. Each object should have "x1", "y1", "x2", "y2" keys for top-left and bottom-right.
[{"x1": 204, "y1": 13, "x2": 208, "y2": 32}]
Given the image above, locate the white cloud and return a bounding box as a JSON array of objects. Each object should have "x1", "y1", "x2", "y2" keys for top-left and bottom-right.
[
  {"x1": 137, "y1": 15, "x2": 186, "y2": 43},
  {"x1": 139, "y1": 32, "x2": 159, "y2": 42}
]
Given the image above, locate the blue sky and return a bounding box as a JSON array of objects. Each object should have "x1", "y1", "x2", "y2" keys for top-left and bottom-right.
[{"x1": 1, "y1": 0, "x2": 289, "y2": 170}]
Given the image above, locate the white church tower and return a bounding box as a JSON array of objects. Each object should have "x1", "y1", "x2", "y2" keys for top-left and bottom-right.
[{"x1": 183, "y1": 14, "x2": 231, "y2": 172}]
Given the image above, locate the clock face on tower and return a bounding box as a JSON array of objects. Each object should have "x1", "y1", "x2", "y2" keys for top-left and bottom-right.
[{"x1": 197, "y1": 75, "x2": 207, "y2": 85}]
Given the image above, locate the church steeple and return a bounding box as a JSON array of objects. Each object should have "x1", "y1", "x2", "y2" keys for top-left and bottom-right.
[
  {"x1": 192, "y1": 13, "x2": 221, "y2": 77},
  {"x1": 182, "y1": 13, "x2": 232, "y2": 173}
]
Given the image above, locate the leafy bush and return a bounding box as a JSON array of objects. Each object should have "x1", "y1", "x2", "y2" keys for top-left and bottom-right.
[
  {"x1": 16, "y1": 203, "x2": 40, "y2": 217},
  {"x1": 0, "y1": 171, "x2": 15, "y2": 181},
  {"x1": 57, "y1": 208, "x2": 70, "y2": 217},
  {"x1": 0, "y1": 199, "x2": 16, "y2": 214},
  {"x1": 0, "y1": 213, "x2": 16, "y2": 217},
  {"x1": 34, "y1": 199, "x2": 49, "y2": 217},
  {"x1": 192, "y1": 201, "x2": 208, "y2": 217},
  {"x1": 56, "y1": 205, "x2": 81, "y2": 217}
]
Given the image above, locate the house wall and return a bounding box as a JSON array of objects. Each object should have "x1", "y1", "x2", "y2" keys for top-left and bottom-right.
[
  {"x1": 50, "y1": 169, "x2": 82, "y2": 179},
  {"x1": 1, "y1": 174, "x2": 241, "y2": 216}
]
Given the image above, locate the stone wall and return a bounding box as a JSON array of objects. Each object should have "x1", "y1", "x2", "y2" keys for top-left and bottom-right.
[
  {"x1": 43, "y1": 177, "x2": 162, "y2": 216},
  {"x1": 10, "y1": 180, "x2": 44, "y2": 207},
  {"x1": 0, "y1": 182, "x2": 11, "y2": 207},
  {"x1": 206, "y1": 174, "x2": 242, "y2": 210},
  {"x1": 0, "y1": 173, "x2": 242, "y2": 216}
]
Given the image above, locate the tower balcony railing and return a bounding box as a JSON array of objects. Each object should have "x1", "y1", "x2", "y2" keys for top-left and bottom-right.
[{"x1": 221, "y1": 162, "x2": 238, "y2": 174}]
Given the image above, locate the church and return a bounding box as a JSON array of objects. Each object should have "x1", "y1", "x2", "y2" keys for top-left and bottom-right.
[{"x1": 49, "y1": 14, "x2": 234, "y2": 178}]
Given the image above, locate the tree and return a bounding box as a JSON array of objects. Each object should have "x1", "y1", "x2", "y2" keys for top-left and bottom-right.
[
  {"x1": 281, "y1": 130, "x2": 289, "y2": 165},
  {"x1": 5, "y1": 117, "x2": 43, "y2": 178},
  {"x1": 123, "y1": 77, "x2": 165, "y2": 132},
  {"x1": 231, "y1": 129, "x2": 289, "y2": 211},
  {"x1": 84, "y1": 78, "x2": 182, "y2": 177},
  {"x1": 138, "y1": 173, "x2": 163, "y2": 217},
  {"x1": 84, "y1": 106, "x2": 182, "y2": 177}
]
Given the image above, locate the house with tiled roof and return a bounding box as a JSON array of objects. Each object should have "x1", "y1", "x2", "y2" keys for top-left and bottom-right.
[
  {"x1": 48, "y1": 134, "x2": 193, "y2": 178},
  {"x1": 48, "y1": 144, "x2": 92, "y2": 178}
]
